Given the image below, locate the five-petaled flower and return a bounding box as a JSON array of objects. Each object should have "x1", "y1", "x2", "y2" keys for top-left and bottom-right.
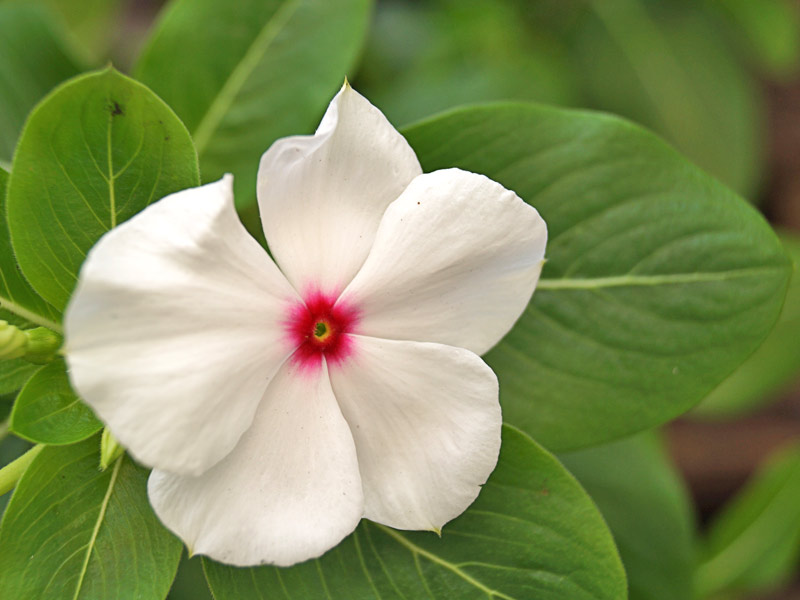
[{"x1": 64, "y1": 84, "x2": 548, "y2": 567}]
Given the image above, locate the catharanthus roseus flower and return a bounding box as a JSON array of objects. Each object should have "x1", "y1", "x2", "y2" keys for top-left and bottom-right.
[{"x1": 64, "y1": 84, "x2": 548, "y2": 567}]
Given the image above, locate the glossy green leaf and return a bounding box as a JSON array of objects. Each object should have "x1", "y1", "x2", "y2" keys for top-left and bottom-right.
[
  {"x1": 694, "y1": 231, "x2": 800, "y2": 419},
  {"x1": 0, "y1": 165, "x2": 58, "y2": 394},
  {"x1": 0, "y1": 437, "x2": 182, "y2": 599},
  {"x1": 6, "y1": 67, "x2": 200, "y2": 311},
  {"x1": 0, "y1": 4, "x2": 83, "y2": 164},
  {"x1": 561, "y1": 433, "x2": 695, "y2": 600},
  {"x1": 135, "y1": 0, "x2": 370, "y2": 207},
  {"x1": 576, "y1": 0, "x2": 763, "y2": 198},
  {"x1": 0, "y1": 358, "x2": 38, "y2": 396},
  {"x1": 403, "y1": 104, "x2": 790, "y2": 451},
  {"x1": 0, "y1": 147, "x2": 61, "y2": 333},
  {"x1": 696, "y1": 442, "x2": 800, "y2": 597},
  {"x1": 204, "y1": 425, "x2": 626, "y2": 600},
  {"x1": 9, "y1": 358, "x2": 101, "y2": 444}
]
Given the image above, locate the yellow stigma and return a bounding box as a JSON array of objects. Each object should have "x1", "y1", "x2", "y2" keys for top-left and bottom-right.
[{"x1": 313, "y1": 321, "x2": 333, "y2": 342}]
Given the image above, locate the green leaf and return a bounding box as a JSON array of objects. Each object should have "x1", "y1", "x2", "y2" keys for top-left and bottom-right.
[
  {"x1": 0, "y1": 165, "x2": 59, "y2": 394},
  {"x1": 693, "y1": 231, "x2": 800, "y2": 419},
  {"x1": 6, "y1": 67, "x2": 200, "y2": 311},
  {"x1": 135, "y1": 0, "x2": 370, "y2": 207},
  {"x1": 0, "y1": 359, "x2": 38, "y2": 396},
  {"x1": 204, "y1": 425, "x2": 626, "y2": 600},
  {"x1": 0, "y1": 4, "x2": 83, "y2": 163},
  {"x1": 0, "y1": 437, "x2": 182, "y2": 599},
  {"x1": 560, "y1": 433, "x2": 695, "y2": 600},
  {"x1": 696, "y1": 442, "x2": 800, "y2": 597},
  {"x1": 0, "y1": 152, "x2": 61, "y2": 333},
  {"x1": 576, "y1": 0, "x2": 763, "y2": 198},
  {"x1": 9, "y1": 358, "x2": 101, "y2": 444},
  {"x1": 403, "y1": 103, "x2": 790, "y2": 452}
]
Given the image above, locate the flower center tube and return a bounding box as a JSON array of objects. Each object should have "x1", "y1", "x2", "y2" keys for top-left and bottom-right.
[{"x1": 285, "y1": 290, "x2": 359, "y2": 372}]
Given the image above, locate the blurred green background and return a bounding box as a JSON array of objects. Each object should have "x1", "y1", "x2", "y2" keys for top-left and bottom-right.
[{"x1": 2, "y1": 0, "x2": 800, "y2": 598}]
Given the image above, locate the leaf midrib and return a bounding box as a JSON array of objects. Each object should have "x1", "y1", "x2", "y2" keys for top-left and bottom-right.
[
  {"x1": 71, "y1": 456, "x2": 122, "y2": 600},
  {"x1": 375, "y1": 524, "x2": 515, "y2": 600},
  {"x1": 191, "y1": 0, "x2": 302, "y2": 155},
  {"x1": 537, "y1": 266, "x2": 786, "y2": 291}
]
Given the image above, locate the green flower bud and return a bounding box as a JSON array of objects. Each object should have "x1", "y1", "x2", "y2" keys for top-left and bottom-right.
[
  {"x1": 23, "y1": 327, "x2": 63, "y2": 364},
  {"x1": 100, "y1": 428, "x2": 125, "y2": 470}
]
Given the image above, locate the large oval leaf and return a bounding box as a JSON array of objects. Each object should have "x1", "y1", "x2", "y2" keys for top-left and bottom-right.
[
  {"x1": 0, "y1": 437, "x2": 182, "y2": 599},
  {"x1": 403, "y1": 104, "x2": 790, "y2": 451},
  {"x1": 9, "y1": 358, "x2": 101, "y2": 444},
  {"x1": 6, "y1": 67, "x2": 200, "y2": 311},
  {"x1": 203, "y1": 425, "x2": 626, "y2": 600},
  {"x1": 135, "y1": 0, "x2": 370, "y2": 207},
  {"x1": 561, "y1": 433, "x2": 695, "y2": 600},
  {"x1": 693, "y1": 231, "x2": 800, "y2": 418}
]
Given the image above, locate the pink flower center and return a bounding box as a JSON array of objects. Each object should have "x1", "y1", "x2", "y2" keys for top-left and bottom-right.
[{"x1": 285, "y1": 290, "x2": 359, "y2": 372}]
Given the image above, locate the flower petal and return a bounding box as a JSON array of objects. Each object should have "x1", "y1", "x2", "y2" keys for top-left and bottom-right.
[
  {"x1": 65, "y1": 176, "x2": 299, "y2": 476},
  {"x1": 148, "y1": 361, "x2": 363, "y2": 567},
  {"x1": 257, "y1": 83, "x2": 422, "y2": 296},
  {"x1": 339, "y1": 168, "x2": 547, "y2": 355},
  {"x1": 329, "y1": 335, "x2": 501, "y2": 531}
]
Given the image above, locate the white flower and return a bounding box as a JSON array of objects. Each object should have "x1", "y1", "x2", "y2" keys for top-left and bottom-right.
[{"x1": 63, "y1": 84, "x2": 548, "y2": 567}]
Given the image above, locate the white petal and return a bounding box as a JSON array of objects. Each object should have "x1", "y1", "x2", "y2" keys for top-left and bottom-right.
[
  {"x1": 329, "y1": 335, "x2": 501, "y2": 531},
  {"x1": 340, "y1": 168, "x2": 547, "y2": 355},
  {"x1": 148, "y1": 361, "x2": 363, "y2": 567},
  {"x1": 65, "y1": 176, "x2": 299, "y2": 476},
  {"x1": 257, "y1": 84, "x2": 422, "y2": 296}
]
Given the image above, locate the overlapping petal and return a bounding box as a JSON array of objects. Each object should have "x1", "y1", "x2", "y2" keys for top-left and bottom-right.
[
  {"x1": 148, "y1": 361, "x2": 363, "y2": 567},
  {"x1": 329, "y1": 336, "x2": 501, "y2": 531},
  {"x1": 257, "y1": 83, "x2": 422, "y2": 296},
  {"x1": 339, "y1": 168, "x2": 548, "y2": 355},
  {"x1": 64, "y1": 176, "x2": 299, "y2": 476}
]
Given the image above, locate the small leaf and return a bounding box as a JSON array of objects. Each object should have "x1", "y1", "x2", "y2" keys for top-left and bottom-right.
[
  {"x1": 9, "y1": 358, "x2": 101, "y2": 444},
  {"x1": 0, "y1": 437, "x2": 182, "y2": 599},
  {"x1": 561, "y1": 433, "x2": 695, "y2": 600},
  {"x1": 135, "y1": 0, "x2": 370, "y2": 207},
  {"x1": 696, "y1": 442, "x2": 800, "y2": 597},
  {"x1": 204, "y1": 425, "x2": 626, "y2": 600},
  {"x1": 6, "y1": 67, "x2": 200, "y2": 311},
  {"x1": 404, "y1": 103, "x2": 790, "y2": 451},
  {"x1": 0, "y1": 4, "x2": 83, "y2": 163},
  {"x1": 694, "y1": 231, "x2": 800, "y2": 418}
]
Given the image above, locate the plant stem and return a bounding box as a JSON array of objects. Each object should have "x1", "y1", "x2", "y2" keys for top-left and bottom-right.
[{"x1": 0, "y1": 444, "x2": 43, "y2": 496}]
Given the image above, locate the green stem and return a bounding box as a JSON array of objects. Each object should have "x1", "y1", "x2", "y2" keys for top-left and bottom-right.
[{"x1": 0, "y1": 444, "x2": 43, "y2": 496}]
